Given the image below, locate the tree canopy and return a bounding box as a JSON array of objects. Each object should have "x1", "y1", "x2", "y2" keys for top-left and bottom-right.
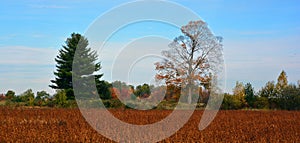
[{"x1": 155, "y1": 20, "x2": 223, "y2": 103}]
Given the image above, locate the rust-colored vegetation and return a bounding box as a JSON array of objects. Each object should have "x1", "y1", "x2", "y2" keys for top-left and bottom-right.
[{"x1": 0, "y1": 107, "x2": 299, "y2": 142}]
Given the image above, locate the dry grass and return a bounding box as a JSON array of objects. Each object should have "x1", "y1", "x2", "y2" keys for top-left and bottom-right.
[{"x1": 0, "y1": 107, "x2": 299, "y2": 142}]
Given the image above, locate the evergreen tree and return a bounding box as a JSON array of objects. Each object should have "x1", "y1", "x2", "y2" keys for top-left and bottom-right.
[
  {"x1": 259, "y1": 81, "x2": 277, "y2": 98},
  {"x1": 97, "y1": 81, "x2": 112, "y2": 100},
  {"x1": 244, "y1": 82, "x2": 255, "y2": 108},
  {"x1": 5, "y1": 90, "x2": 15, "y2": 100},
  {"x1": 50, "y1": 33, "x2": 102, "y2": 100}
]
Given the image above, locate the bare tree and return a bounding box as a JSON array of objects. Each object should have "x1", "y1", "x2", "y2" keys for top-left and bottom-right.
[{"x1": 155, "y1": 20, "x2": 223, "y2": 104}]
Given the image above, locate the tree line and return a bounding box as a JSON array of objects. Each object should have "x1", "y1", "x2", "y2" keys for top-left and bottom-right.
[{"x1": 222, "y1": 71, "x2": 300, "y2": 110}]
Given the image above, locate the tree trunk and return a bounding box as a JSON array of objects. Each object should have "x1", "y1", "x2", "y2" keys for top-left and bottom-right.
[{"x1": 188, "y1": 85, "x2": 192, "y2": 104}]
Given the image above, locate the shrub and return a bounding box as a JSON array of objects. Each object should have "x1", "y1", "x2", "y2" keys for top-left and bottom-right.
[
  {"x1": 221, "y1": 94, "x2": 244, "y2": 110},
  {"x1": 54, "y1": 90, "x2": 68, "y2": 107},
  {"x1": 253, "y1": 97, "x2": 269, "y2": 109},
  {"x1": 279, "y1": 85, "x2": 300, "y2": 110}
]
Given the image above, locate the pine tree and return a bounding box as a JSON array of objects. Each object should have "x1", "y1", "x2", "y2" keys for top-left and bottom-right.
[
  {"x1": 50, "y1": 33, "x2": 101, "y2": 100},
  {"x1": 244, "y1": 82, "x2": 255, "y2": 108}
]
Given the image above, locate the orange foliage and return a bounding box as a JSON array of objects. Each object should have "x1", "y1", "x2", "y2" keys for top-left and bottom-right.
[{"x1": 109, "y1": 87, "x2": 120, "y2": 99}]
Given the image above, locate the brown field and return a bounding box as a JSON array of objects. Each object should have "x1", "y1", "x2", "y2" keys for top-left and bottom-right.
[{"x1": 0, "y1": 107, "x2": 299, "y2": 142}]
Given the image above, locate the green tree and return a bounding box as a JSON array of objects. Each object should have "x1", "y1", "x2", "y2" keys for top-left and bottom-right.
[
  {"x1": 134, "y1": 83, "x2": 151, "y2": 98},
  {"x1": 221, "y1": 93, "x2": 244, "y2": 110},
  {"x1": 20, "y1": 89, "x2": 35, "y2": 106},
  {"x1": 279, "y1": 84, "x2": 300, "y2": 110},
  {"x1": 35, "y1": 91, "x2": 50, "y2": 106},
  {"x1": 5, "y1": 90, "x2": 15, "y2": 100},
  {"x1": 258, "y1": 81, "x2": 278, "y2": 109},
  {"x1": 54, "y1": 90, "x2": 68, "y2": 107},
  {"x1": 253, "y1": 97, "x2": 269, "y2": 109},
  {"x1": 50, "y1": 33, "x2": 102, "y2": 100},
  {"x1": 97, "y1": 81, "x2": 112, "y2": 100},
  {"x1": 244, "y1": 83, "x2": 255, "y2": 108},
  {"x1": 36, "y1": 91, "x2": 50, "y2": 100},
  {"x1": 259, "y1": 81, "x2": 277, "y2": 98}
]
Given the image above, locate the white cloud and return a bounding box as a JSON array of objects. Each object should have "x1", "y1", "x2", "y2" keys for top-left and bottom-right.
[
  {"x1": 0, "y1": 46, "x2": 58, "y2": 65},
  {"x1": 0, "y1": 46, "x2": 58, "y2": 94}
]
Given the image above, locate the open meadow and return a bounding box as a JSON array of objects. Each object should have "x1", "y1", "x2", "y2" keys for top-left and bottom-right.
[{"x1": 0, "y1": 107, "x2": 299, "y2": 142}]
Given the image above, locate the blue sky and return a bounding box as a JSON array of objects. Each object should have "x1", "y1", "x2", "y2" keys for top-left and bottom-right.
[{"x1": 0, "y1": 0, "x2": 299, "y2": 94}]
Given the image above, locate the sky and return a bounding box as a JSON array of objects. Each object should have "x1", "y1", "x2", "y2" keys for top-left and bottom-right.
[{"x1": 0, "y1": 0, "x2": 299, "y2": 95}]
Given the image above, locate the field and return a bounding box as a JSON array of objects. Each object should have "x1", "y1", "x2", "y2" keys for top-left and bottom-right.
[{"x1": 0, "y1": 107, "x2": 299, "y2": 142}]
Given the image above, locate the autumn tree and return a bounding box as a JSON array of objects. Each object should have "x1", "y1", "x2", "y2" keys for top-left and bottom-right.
[
  {"x1": 155, "y1": 20, "x2": 223, "y2": 104},
  {"x1": 276, "y1": 70, "x2": 288, "y2": 93},
  {"x1": 232, "y1": 81, "x2": 246, "y2": 108},
  {"x1": 233, "y1": 81, "x2": 245, "y2": 97},
  {"x1": 165, "y1": 84, "x2": 181, "y2": 101}
]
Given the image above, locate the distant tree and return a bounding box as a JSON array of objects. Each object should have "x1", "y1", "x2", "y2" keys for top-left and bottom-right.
[
  {"x1": 50, "y1": 33, "x2": 102, "y2": 100},
  {"x1": 279, "y1": 84, "x2": 300, "y2": 110},
  {"x1": 54, "y1": 90, "x2": 68, "y2": 107},
  {"x1": 19, "y1": 89, "x2": 35, "y2": 106},
  {"x1": 110, "y1": 81, "x2": 134, "y2": 100},
  {"x1": 233, "y1": 81, "x2": 245, "y2": 97},
  {"x1": 5, "y1": 90, "x2": 15, "y2": 100},
  {"x1": 274, "y1": 70, "x2": 289, "y2": 109},
  {"x1": 221, "y1": 93, "x2": 243, "y2": 110},
  {"x1": 36, "y1": 91, "x2": 50, "y2": 100},
  {"x1": 111, "y1": 81, "x2": 127, "y2": 91},
  {"x1": 97, "y1": 81, "x2": 112, "y2": 100},
  {"x1": 155, "y1": 20, "x2": 223, "y2": 104},
  {"x1": 259, "y1": 81, "x2": 279, "y2": 109},
  {"x1": 35, "y1": 91, "x2": 50, "y2": 106},
  {"x1": 119, "y1": 88, "x2": 132, "y2": 100},
  {"x1": 244, "y1": 83, "x2": 255, "y2": 108},
  {"x1": 110, "y1": 87, "x2": 120, "y2": 99},
  {"x1": 276, "y1": 70, "x2": 288, "y2": 93},
  {"x1": 253, "y1": 97, "x2": 269, "y2": 109},
  {"x1": 134, "y1": 83, "x2": 151, "y2": 98},
  {"x1": 232, "y1": 81, "x2": 246, "y2": 108},
  {"x1": 259, "y1": 81, "x2": 277, "y2": 98}
]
